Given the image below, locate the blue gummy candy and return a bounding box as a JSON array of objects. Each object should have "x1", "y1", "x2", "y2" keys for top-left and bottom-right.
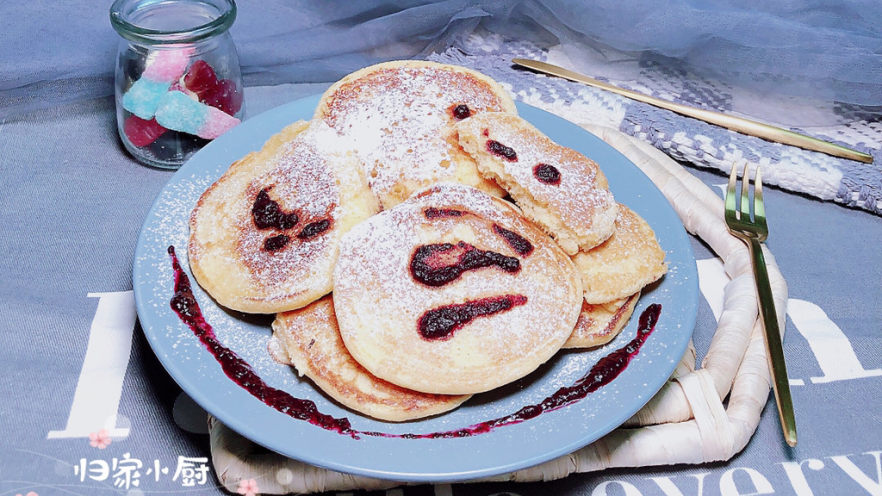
[
  {"x1": 154, "y1": 91, "x2": 208, "y2": 135},
  {"x1": 122, "y1": 79, "x2": 171, "y2": 120}
]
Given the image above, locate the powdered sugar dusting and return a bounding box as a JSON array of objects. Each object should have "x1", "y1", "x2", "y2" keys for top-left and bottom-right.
[
  {"x1": 458, "y1": 113, "x2": 618, "y2": 250},
  {"x1": 189, "y1": 120, "x2": 375, "y2": 309},
  {"x1": 333, "y1": 183, "x2": 583, "y2": 394},
  {"x1": 272, "y1": 297, "x2": 470, "y2": 421},
  {"x1": 234, "y1": 124, "x2": 342, "y2": 286},
  {"x1": 132, "y1": 92, "x2": 697, "y2": 461},
  {"x1": 319, "y1": 65, "x2": 512, "y2": 206}
]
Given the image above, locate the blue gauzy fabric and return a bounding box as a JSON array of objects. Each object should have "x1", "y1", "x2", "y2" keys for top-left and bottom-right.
[
  {"x1": 432, "y1": 35, "x2": 882, "y2": 215},
  {"x1": 502, "y1": 0, "x2": 882, "y2": 109},
  {"x1": 2, "y1": 0, "x2": 881, "y2": 120},
  {"x1": 0, "y1": 0, "x2": 498, "y2": 118}
]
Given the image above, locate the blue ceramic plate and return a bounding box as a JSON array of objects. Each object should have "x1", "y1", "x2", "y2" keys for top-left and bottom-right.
[{"x1": 133, "y1": 95, "x2": 698, "y2": 482}]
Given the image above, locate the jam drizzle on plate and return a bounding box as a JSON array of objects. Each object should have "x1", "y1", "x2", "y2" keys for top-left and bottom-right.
[
  {"x1": 167, "y1": 246, "x2": 357, "y2": 438},
  {"x1": 373, "y1": 302, "x2": 662, "y2": 438},
  {"x1": 166, "y1": 246, "x2": 661, "y2": 439}
]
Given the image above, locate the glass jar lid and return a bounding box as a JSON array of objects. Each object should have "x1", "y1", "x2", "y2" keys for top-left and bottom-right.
[{"x1": 110, "y1": 0, "x2": 237, "y2": 45}]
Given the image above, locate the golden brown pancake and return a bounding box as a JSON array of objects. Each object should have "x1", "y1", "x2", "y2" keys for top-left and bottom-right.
[
  {"x1": 269, "y1": 295, "x2": 470, "y2": 421},
  {"x1": 563, "y1": 293, "x2": 640, "y2": 349},
  {"x1": 333, "y1": 183, "x2": 582, "y2": 395},
  {"x1": 188, "y1": 120, "x2": 379, "y2": 313},
  {"x1": 456, "y1": 112, "x2": 618, "y2": 255},
  {"x1": 315, "y1": 61, "x2": 517, "y2": 209},
  {"x1": 572, "y1": 204, "x2": 667, "y2": 304}
]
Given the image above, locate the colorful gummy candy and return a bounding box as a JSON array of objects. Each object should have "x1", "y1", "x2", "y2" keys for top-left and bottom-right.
[
  {"x1": 123, "y1": 115, "x2": 168, "y2": 147},
  {"x1": 122, "y1": 47, "x2": 194, "y2": 119},
  {"x1": 183, "y1": 60, "x2": 243, "y2": 115},
  {"x1": 122, "y1": 53, "x2": 241, "y2": 148},
  {"x1": 154, "y1": 91, "x2": 240, "y2": 139}
]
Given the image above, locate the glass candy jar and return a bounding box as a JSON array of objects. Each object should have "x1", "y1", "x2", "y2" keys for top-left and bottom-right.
[{"x1": 110, "y1": 0, "x2": 244, "y2": 169}]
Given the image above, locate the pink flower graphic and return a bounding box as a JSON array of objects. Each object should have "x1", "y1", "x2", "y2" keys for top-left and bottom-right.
[
  {"x1": 15, "y1": 492, "x2": 38, "y2": 496},
  {"x1": 89, "y1": 429, "x2": 111, "y2": 449},
  {"x1": 236, "y1": 478, "x2": 259, "y2": 496}
]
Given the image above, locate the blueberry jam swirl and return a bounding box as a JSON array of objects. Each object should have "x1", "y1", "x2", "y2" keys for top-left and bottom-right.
[
  {"x1": 533, "y1": 163, "x2": 561, "y2": 185},
  {"x1": 486, "y1": 140, "x2": 518, "y2": 161},
  {"x1": 451, "y1": 104, "x2": 472, "y2": 120},
  {"x1": 263, "y1": 234, "x2": 290, "y2": 252},
  {"x1": 492, "y1": 224, "x2": 534, "y2": 256},
  {"x1": 297, "y1": 219, "x2": 332, "y2": 240},
  {"x1": 250, "y1": 188, "x2": 332, "y2": 251},
  {"x1": 410, "y1": 242, "x2": 520, "y2": 287},
  {"x1": 423, "y1": 207, "x2": 465, "y2": 219},
  {"x1": 418, "y1": 295, "x2": 527, "y2": 341},
  {"x1": 252, "y1": 188, "x2": 298, "y2": 230}
]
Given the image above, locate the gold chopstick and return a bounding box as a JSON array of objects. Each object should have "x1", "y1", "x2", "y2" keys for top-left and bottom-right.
[{"x1": 512, "y1": 58, "x2": 874, "y2": 164}]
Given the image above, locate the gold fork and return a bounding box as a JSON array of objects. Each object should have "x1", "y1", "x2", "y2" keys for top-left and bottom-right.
[
  {"x1": 725, "y1": 163, "x2": 797, "y2": 446},
  {"x1": 511, "y1": 58, "x2": 873, "y2": 163}
]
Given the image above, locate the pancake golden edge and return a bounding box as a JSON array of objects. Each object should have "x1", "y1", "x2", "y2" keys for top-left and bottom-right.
[
  {"x1": 315, "y1": 60, "x2": 518, "y2": 208},
  {"x1": 563, "y1": 292, "x2": 640, "y2": 349},
  {"x1": 188, "y1": 120, "x2": 378, "y2": 313},
  {"x1": 572, "y1": 204, "x2": 667, "y2": 304},
  {"x1": 269, "y1": 295, "x2": 470, "y2": 421},
  {"x1": 456, "y1": 112, "x2": 618, "y2": 255}
]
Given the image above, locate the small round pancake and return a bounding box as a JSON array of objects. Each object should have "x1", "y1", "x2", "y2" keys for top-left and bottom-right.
[
  {"x1": 456, "y1": 112, "x2": 619, "y2": 255},
  {"x1": 269, "y1": 295, "x2": 470, "y2": 422},
  {"x1": 563, "y1": 293, "x2": 640, "y2": 349},
  {"x1": 571, "y1": 204, "x2": 667, "y2": 304},
  {"x1": 315, "y1": 60, "x2": 517, "y2": 209},
  {"x1": 333, "y1": 183, "x2": 583, "y2": 395},
  {"x1": 188, "y1": 120, "x2": 379, "y2": 313}
]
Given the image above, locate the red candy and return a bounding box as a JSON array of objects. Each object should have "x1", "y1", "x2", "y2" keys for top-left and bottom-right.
[
  {"x1": 122, "y1": 59, "x2": 240, "y2": 150},
  {"x1": 222, "y1": 79, "x2": 243, "y2": 114},
  {"x1": 202, "y1": 79, "x2": 242, "y2": 115},
  {"x1": 183, "y1": 60, "x2": 218, "y2": 95},
  {"x1": 183, "y1": 60, "x2": 242, "y2": 116},
  {"x1": 124, "y1": 115, "x2": 167, "y2": 147}
]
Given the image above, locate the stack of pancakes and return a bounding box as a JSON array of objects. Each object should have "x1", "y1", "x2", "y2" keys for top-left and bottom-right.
[{"x1": 187, "y1": 61, "x2": 667, "y2": 422}]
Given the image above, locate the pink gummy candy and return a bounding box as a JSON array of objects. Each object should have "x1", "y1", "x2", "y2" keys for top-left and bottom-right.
[
  {"x1": 142, "y1": 47, "x2": 195, "y2": 82},
  {"x1": 200, "y1": 105, "x2": 240, "y2": 139}
]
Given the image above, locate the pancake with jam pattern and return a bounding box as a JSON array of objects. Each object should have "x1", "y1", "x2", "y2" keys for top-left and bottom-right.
[
  {"x1": 188, "y1": 120, "x2": 378, "y2": 313},
  {"x1": 333, "y1": 183, "x2": 582, "y2": 395},
  {"x1": 269, "y1": 295, "x2": 470, "y2": 422},
  {"x1": 315, "y1": 60, "x2": 517, "y2": 209},
  {"x1": 456, "y1": 112, "x2": 618, "y2": 255}
]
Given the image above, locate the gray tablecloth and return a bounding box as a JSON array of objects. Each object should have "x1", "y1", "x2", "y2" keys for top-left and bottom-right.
[{"x1": 2, "y1": 78, "x2": 881, "y2": 496}]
